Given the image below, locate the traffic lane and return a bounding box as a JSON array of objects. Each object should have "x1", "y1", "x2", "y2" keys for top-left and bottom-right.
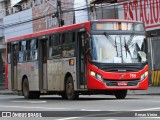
[
  {"x1": 0, "y1": 95, "x2": 160, "y2": 119},
  {"x1": 0, "y1": 95, "x2": 160, "y2": 111},
  {"x1": 0, "y1": 95, "x2": 160, "y2": 112}
]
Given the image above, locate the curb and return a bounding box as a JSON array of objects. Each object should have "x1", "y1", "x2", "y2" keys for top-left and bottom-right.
[{"x1": 0, "y1": 90, "x2": 18, "y2": 95}]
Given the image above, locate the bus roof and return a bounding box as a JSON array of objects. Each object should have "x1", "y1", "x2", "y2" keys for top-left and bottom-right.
[
  {"x1": 7, "y1": 21, "x2": 91, "y2": 42},
  {"x1": 7, "y1": 19, "x2": 143, "y2": 42}
]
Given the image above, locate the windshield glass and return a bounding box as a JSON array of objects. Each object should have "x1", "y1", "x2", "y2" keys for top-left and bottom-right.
[{"x1": 90, "y1": 34, "x2": 147, "y2": 63}]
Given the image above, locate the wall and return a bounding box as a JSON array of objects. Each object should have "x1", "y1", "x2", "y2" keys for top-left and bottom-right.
[
  {"x1": 74, "y1": 0, "x2": 89, "y2": 23},
  {"x1": 61, "y1": 0, "x2": 74, "y2": 25},
  {"x1": 32, "y1": 0, "x2": 58, "y2": 32},
  {"x1": 3, "y1": 8, "x2": 33, "y2": 40},
  {"x1": 0, "y1": 19, "x2": 3, "y2": 37},
  {"x1": 90, "y1": 3, "x2": 118, "y2": 20},
  {"x1": 32, "y1": 0, "x2": 76, "y2": 32}
]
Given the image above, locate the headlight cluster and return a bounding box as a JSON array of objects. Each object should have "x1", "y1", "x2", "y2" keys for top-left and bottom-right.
[
  {"x1": 90, "y1": 70, "x2": 103, "y2": 81},
  {"x1": 140, "y1": 71, "x2": 148, "y2": 81}
]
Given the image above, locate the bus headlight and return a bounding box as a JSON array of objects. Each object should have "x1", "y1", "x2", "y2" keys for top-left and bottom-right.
[
  {"x1": 90, "y1": 71, "x2": 103, "y2": 81},
  {"x1": 140, "y1": 71, "x2": 148, "y2": 81},
  {"x1": 90, "y1": 71, "x2": 96, "y2": 77}
]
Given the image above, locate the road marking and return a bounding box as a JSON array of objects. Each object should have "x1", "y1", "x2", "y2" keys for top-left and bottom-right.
[
  {"x1": 152, "y1": 101, "x2": 160, "y2": 103},
  {"x1": 81, "y1": 109, "x2": 101, "y2": 111},
  {"x1": 0, "y1": 105, "x2": 71, "y2": 110},
  {"x1": 11, "y1": 101, "x2": 47, "y2": 103},
  {"x1": 56, "y1": 117, "x2": 80, "y2": 120},
  {"x1": 143, "y1": 117, "x2": 160, "y2": 119},
  {"x1": 104, "y1": 119, "x2": 118, "y2": 120},
  {"x1": 56, "y1": 117, "x2": 120, "y2": 120},
  {"x1": 133, "y1": 107, "x2": 160, "y2": 111}
]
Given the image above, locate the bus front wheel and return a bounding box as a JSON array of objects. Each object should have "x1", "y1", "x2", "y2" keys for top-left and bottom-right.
[
  {"x1": 65, "y1": 76, "x2": 79, "y2": 100},
  {"x1": 114, "y1": 90, "x2": 127, "y2": 99}
]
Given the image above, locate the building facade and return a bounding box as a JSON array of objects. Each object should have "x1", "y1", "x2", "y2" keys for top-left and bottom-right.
[{"x1": 0, "y1": 0, "x2": 89, "y2": 86}]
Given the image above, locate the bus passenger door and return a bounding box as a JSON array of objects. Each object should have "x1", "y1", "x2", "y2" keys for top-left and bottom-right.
[
  {"x1": 11, "y1": 43, "x2": 18, "y2": 90},
  {"x1": 39, "y1": 38, "x2": 48, "y2": 90},
  {"x1": 77, "y1": 31, "x2": 87, "y2": 89}
]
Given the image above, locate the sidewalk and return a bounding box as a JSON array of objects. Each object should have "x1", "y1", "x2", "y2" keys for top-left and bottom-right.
[
  {"x1": 128, "y1": 86, "x2": 160, "y2": 95},
  {"x1": 0, "y1": 86, "x2": 160, "y2": 95},
  {"x1": 0, "y1": 84, "x2": 18, "y2": 95}
]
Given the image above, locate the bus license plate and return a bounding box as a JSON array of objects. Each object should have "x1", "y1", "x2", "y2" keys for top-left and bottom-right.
[{"x1": 117, "y1": 82, "x2": 128, "y2": 86}]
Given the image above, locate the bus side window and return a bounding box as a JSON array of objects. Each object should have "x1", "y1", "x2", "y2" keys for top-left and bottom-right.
[
  {"x1": 18, "y1": 41, "x2": 27, "y2": 62},
  {"x1": 31, "y1": 39, "x2": 38, "y2": 60},
  {"x1": 27, "y1": 40, "x2": 30, "y2": 60},
  {"x1": 62, "y1": 32, "x2": 75, "y2": 58},
  {"x1": 27, "y1": 39, "x2": 38, "y2": 61},
  {"x1": 13, "y1": 43, "x2": 19, "y2": 65},
  {"x1": 49, "y1": 34, "x2": 61, "y2": 58}
]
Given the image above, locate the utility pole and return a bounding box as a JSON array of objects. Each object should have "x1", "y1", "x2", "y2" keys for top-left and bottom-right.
[
  {"x1": 46, "y1": 0, "x2": 64, "y2": 27},
  {"x1": 57, "y1": 0, "x2": 64, "y2": 27}
]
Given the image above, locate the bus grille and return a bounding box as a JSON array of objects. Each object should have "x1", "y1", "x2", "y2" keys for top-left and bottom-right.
[
  {"x1": 101, "y1": 66, "x2": 142, "y2": 72},
  {"x1": 105, "y1": 80, "x2": 140, "y2": 86},
  {"x1": 90, "y1": 61, "x2": 147, "y2": 72}
]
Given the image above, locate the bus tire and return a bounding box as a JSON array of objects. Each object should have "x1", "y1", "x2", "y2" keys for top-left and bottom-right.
[
  {"x1": 61, "y1": 92, "x2": 67, "y2": 100},
  {"x1": 32, "y1": 91, "x2": 40, "y2": 99},
  {"x1": 114, "y1": 90, "x2": 127, "y2": 99},
  {"x1": 22, "y1": 78, "x2": 31, "y2": 99},
  {"x1": 22, "y1": 78, "x2": 40, "y2": 99},
  {"x1": 65, "y1": 76, "x2": 79, "y2": 100}
]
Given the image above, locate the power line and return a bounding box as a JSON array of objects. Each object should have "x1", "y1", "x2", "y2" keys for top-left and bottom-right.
[
  {"x1": 2, "y1": 0, "x2": 158, "y2": 24},
  {"x1": 1, "y1": 0, "x2": 160, "y2": 30}
]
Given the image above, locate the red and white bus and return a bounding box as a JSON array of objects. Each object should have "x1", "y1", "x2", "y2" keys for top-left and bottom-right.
[{"x1": 6, "y1": 19, "x2": 148, "y2": 100}]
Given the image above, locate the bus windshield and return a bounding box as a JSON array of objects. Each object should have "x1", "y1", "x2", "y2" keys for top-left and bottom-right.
[{"x1": 90, "y1": 34, "x2": 147, "y2": 63}]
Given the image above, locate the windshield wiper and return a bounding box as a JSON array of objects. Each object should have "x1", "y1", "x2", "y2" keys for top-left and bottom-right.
[
  {"x1": 127, "y1": 33, "x2": 134, "y2": 46},
  {"x1": 104, "y1": 32, "x2": 115, "y2": 46},
  {"x1": 124, "y1": 37, "x2": 131, "y2": 57},
  {"x1": 104, "y1": 32, "x2": 118, "y2": 57},
  {"x1": 115, "y1": 37, "x2": 118, "y2": 57}
]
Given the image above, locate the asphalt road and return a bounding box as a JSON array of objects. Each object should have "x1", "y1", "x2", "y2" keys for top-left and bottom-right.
[{"x1": 0, "y1": 94, "x2": 160, "y2": 120}]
